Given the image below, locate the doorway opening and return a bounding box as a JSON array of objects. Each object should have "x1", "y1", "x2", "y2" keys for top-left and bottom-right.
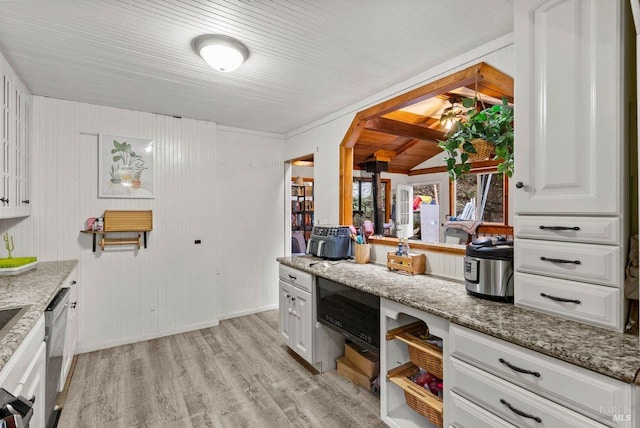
[{"x1": 287, "y1": 155, "x2": 314, "y2": 255}]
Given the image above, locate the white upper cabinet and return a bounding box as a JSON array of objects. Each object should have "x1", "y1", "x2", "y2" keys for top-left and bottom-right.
[
  {"x1": 513, "y1": 0, "x2": 627, "y2": 215},
  {"x1": 0, "y1": 52, "x2": 31, "y2": 219}
]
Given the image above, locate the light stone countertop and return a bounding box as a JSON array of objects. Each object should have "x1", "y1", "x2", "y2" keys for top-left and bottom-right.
[
  {"x1": 0, "y1": 260, "x2": 78, "y2": 373},
  {"x1": 278, "y1": 255, "x2": 640, "y2": 385}
]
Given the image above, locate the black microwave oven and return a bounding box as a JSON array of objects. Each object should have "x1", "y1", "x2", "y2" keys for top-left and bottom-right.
[{"x1": 316, "y1": 277, "x2": 380, "y2": 352}]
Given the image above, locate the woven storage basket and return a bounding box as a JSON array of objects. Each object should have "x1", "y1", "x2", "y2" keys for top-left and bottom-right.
[
  {"x1": 463, "y1": 138, "x2": 494, "y2": 161},
  {"x1": 387, "y1": 362, "x2": 443, "y2": 428},
  {"x1": 404, "y1": 390, "x2": 443, "y2": 427},
  {"x1": 408, "y1": 345, "x2": 443, "y2": 379}
]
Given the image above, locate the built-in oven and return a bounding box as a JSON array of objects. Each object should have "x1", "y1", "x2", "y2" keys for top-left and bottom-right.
[{"x1": 316, "y1": 277, "x2": 380, "y2": 352}]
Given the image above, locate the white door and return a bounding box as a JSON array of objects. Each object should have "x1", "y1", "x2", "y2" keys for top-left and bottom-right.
[
  {"x1": 291, "y1": 287, "x2": 312, "y2": 363},
  {"x1": 513, "y1": 0, "x2": 623, "y2": 215},
  {"x1": 278, "y1": 281, "x2": 292, "y2": 343},
  {"x1": 396, "y1": 184, "x2": 413, "y2": 239}
]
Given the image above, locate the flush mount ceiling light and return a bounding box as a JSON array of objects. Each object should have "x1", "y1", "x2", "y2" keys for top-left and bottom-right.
[{"x1": 193, "y1": 34, "x2": 249, "y2": 73}]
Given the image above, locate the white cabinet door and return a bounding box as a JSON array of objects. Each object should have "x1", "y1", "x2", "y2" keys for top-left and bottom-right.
[
  {"x1": 0, "y1": 52, "x2": 30, "y2": 219},
  {"x1": 513, "y1": 0, "x2": 625, "y2": 215},
  {"x1": 60, "y1": 275, "x2": 79, "y2": 391},
  {"x1": 278, "y1": 280, "x2": 292, "y2": 344},
  {"x1": 15, "y1": 342, "x2": 46, "y2": 428},
  {"x1": 291, "y1": 286, "x2": 312, "y2": 364}
]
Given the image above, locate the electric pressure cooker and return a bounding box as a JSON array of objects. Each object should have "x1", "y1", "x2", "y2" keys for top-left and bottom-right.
[{"x1": 464, "y1": 237, "x2": 514, "y2": 302}]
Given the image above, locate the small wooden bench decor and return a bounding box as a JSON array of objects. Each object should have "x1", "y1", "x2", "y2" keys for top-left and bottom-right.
[{"x1": 82, "y1": 210, "x2": 152, "y2": 252}]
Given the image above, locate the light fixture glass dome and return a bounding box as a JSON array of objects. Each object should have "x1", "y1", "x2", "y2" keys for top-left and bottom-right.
[{"x1": 193, "y1": 34, "x2": 249, "y2": 73}]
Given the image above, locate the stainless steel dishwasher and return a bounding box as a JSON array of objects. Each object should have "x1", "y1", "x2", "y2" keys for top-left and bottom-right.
[{"x1": 44, "y1": 288, "x2": 69, "y2": 428}]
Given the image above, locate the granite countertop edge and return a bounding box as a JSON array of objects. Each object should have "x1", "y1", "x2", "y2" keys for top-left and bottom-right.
[
  {"x1": 0, "y1": 260, "x2": 79, "y2": 373},
  {"x1": 277, "y1": 256, "x2": 640, "y2": 385}
]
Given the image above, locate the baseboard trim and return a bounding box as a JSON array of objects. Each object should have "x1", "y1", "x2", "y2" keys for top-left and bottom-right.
[
  {"x1": 76, "y1": 318, "x2": 220, "y2": 354},
  {"x1": 76, "y1": 305, "x2": 279, "y2": 354},
  {"x1": 218, "y1": 304, "x2": 279, "y2": 321}
]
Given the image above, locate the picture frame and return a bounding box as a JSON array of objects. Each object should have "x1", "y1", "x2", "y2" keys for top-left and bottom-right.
[{"x1": 98, "y1": 133, "x2": 155, "y2": 199}]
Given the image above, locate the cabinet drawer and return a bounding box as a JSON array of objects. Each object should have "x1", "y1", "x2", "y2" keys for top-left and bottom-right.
[
  {"x1": 449, "y1": 391, "x2": 516, "y2": 428},
  {"x1": 279, "y1": 264, "x2": 312, "y2": 292},
  {"x1": 515, "y1": 239, "x2": 621, "y2": 287},
  {"x1": 449, "y1": 358, "x2": 608, "y2": 428},
  {"x1": 514, "y1": 216, "x2": 619, "y2": 245},
  {"x1": 449, "y1": 325, "x2": 632, "y2": 424},
  {"x1": 514, "y1": 272, "x2": 621, "y2": 330}
]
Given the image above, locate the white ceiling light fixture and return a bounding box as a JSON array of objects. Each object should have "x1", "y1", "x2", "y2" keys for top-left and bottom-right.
[{"x1": 193, "y1": 34, "x2": 249, "y2": 73}]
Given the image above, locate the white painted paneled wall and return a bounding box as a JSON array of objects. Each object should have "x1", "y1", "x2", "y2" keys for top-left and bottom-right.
[{"x1": 0, "y1": 97, "x2": 285, "y2": 353}]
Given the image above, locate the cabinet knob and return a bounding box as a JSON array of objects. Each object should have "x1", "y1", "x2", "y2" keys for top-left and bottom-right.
[
  {"x1": 288, "y1": 308, "x2": 292, "y2": 313},
  {"x1": 291, "y1": 310, "x2": 297, "y2": 316},
  {"x1": 0, "y1": 197, "x2": 6, "y2": 203},
  {"x1": 515, "y1": 182, "x2": 524, "y2": 189}
]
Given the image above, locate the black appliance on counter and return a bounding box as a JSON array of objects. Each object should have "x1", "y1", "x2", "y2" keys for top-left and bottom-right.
[
  {"x1": 316, "y1": 277, "x2": 380, "y2": 352},
  {"x1": 306, "y1": 226, "x2": 352, "y2": 260},
  {"x1": 464, "y1": 236, "x2": 514, "y2": 302}
]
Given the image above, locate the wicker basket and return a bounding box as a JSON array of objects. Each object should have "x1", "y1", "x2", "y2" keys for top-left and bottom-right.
[
  {"x1": 404, "y1": 389, "x2": 443, "y2": 427},
  {"x1": 387, "y1": 362, "x2": 443, "y2": 428},
  {"x1": 407, "y1": 345, "x2": 443, "y2": 379},
  {"x1": 462, "y1": 138, "x2": 494, "y2": 161},
  {"x1": 387, "y1": 322, "x2": 444, "y2": 379}
]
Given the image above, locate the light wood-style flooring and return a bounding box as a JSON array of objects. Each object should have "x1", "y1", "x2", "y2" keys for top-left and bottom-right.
[{"x1": 58, "y1": 310, "x2": 385, "y2": 427}]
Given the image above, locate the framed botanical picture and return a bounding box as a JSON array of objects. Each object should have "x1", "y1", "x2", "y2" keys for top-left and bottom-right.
[{"x1": 98, "y1": 133, "x2": 155, "y2": 198}]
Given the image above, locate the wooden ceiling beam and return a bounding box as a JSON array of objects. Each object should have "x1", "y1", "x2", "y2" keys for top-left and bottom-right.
[
  {"x1": 408, "y1": 159, "x2": 500, "y2": 176},
  {"x1": 365, "y1": 117, "x2": 444, "y2": 142}
]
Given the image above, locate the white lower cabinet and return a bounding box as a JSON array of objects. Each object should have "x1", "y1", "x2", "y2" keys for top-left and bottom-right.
[
  {"x1": 448, "y1": 325, "x2": 638, "y2": 427},
  {"x1": 0, "y1": 315, "x2": 46, "y2": 428},
  {"x1": 279, "y1": 280, "x2": 312, "y2": 363},
  {"x1": 60, "y1": 268, "x2": 79, "y2": 391},
  {"x1": 278, "y1": 264, "x2": 343, "y2": 372}
]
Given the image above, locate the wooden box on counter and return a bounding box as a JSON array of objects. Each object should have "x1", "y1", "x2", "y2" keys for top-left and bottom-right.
[{"x1": 387, "y1": 252, "x2": 426, "y2": 275}]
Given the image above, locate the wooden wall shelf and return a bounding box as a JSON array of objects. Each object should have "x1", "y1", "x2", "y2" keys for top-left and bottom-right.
[{"x1": 81, "y1": 210, "x2": 152, "y2": 252}]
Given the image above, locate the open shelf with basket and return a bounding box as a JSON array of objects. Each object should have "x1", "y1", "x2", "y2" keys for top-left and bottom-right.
[{"x1": 381, "y1": 298, "x2": 448, "y2": 428}]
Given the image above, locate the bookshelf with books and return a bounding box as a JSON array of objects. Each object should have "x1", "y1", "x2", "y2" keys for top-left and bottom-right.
[{"x1": 291, "y1": 178, "x2": 314, "y2": 248}]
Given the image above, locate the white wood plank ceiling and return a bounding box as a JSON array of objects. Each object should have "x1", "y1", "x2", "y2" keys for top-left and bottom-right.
[{"x1": 0, "y1": 1, "x2": 514, "y2": 134}]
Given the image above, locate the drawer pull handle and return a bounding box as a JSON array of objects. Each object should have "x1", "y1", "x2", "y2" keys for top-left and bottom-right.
[
  {"x1": 498, "y1": 358, "x2": 541, "y2": 377},
  {"x1": 540, "y1": 256, "x2": 581, "y2": 265},
  {"x1": 288, "y1": 274, "x2": 297, "y2": 281},
  {"x1": 540, "y1": 293, "x2": 581, "y2": 304},
  {"x1": 539, "y1": 225, "x2": 580, "y2": 231},
  {"x1": 500, "y1": 399, "x2": 542, "y2": 423}
]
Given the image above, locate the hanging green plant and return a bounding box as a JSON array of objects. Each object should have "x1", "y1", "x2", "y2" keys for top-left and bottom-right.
[{"x1": 437, "y1": 97, "x2": 514, "y2": 181}]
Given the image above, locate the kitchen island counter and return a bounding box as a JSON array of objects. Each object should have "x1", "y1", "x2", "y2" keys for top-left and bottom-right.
[
  {"x1": 278, "y1": 255, "x2": 640, "y2": 385},
  {"x1": 0, "y1": 260, "x2": 78, "y2": 373}
]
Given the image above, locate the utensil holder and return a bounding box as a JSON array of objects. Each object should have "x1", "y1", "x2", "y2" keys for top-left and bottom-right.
[{"x1": 354, "y1": 243, "x2": 370, "y2": 264}]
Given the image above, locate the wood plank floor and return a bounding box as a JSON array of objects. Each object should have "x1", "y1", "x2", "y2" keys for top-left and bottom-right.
[{"x1": 58, "y1": 310, "x2": 386, "y2": 428}]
